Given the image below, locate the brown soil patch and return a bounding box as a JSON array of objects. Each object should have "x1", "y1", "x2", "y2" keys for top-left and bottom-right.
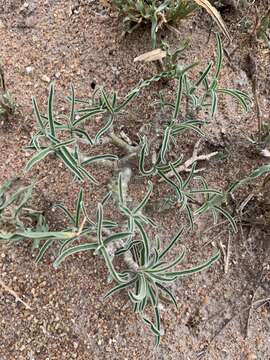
[{"x1": 0, "y1": 1, "x2": 269, "y2": 359}]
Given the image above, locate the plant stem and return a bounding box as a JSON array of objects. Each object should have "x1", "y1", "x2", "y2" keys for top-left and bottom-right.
[{"x1": 109, "y1": 133, "x2": 138, "y2": 154}]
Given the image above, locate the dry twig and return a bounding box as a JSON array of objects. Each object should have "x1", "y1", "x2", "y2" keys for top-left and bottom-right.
[
  {"x1": 0, "y1": 279, "x2": 31, "y2": 309},
  {"x1": 161, "y1": 140, "x2": 218, "y2": 180},
  {"x1": 218, "y1": 232, "x2": 231, "y2": 274},
  {"x1": 224, "y1": 231, "x2": 231, "y2": 274}
]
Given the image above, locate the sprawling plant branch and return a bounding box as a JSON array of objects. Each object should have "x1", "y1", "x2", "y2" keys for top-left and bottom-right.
[
  {"x1": 160, "y1": 139, "x2": 218, "y2": 180},
  {"x1": 1, "y1": 33, "x2": 252, "y2": 344}
]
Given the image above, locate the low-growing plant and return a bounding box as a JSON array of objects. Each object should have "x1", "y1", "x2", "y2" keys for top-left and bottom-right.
[
  {"x1": 1, "y1": 34, "x2": 250, "y2": 343},
  {"x1": 113, "y1": 0, "x2": 232, "y2": 47},
  {"x1": 0, "y1": 65, "x2": 17, "y2": 125},
  {"x1": 0, "y1": 177, "x2": 48, "y2": 250},
  {"x1": 112, "y1": 0, "x2": 197, "y2": 47},
  {"x1": 257, "y1": 7, "x2": 270, "y2": 47},
  {"x1": 239, "y1": 5, "x2": 270, "y2": 48}
]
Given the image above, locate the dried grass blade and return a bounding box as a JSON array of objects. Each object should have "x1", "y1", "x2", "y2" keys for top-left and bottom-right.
[
  {"x1": 194, "y1": 0, "x2": 231, "y2": 42},
  {"x1": 134, "y1": 49, "x2": 166, "y2": 62}
]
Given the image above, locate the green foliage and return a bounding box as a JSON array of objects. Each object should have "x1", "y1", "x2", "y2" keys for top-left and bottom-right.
[
  {"x1": 257, "y1": 9, "x2": 270, "y2": 47},
  {"x1": 112, "y1": 0, "x2": 197, "y2": 47},
  {"x1": 48, "y1": 181, "x2": 220, "y2": 346},
  {"x1": 248, "y1": 122, "x2": 270, "y2": 151},
  {"x1": 2, "y1": 33, "x2": 251, "y2": 343},
  {"x1": 239, "y1": 7, "x2": 270, "y2": 48},
  {"x1": 228, "y1": 163, "x2": 270, "y2": 194},
  {"x1": 160, "y1": 39, "x2": 189, "y2": 72},
  {"x1": 0, "y1": 177, "x2": 47, "y2": 247},
  {"x1": 139, "y1": 34, "x2": 250, "y2": 174},
  {"x1": 0, "y1": 66, "x2": 17, "y2": 124},
  {"x1": 25, "y1": 83, "x2": 119, "y2": 184}
]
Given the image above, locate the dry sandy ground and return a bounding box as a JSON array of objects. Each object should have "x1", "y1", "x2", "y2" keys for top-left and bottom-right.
[{"x1": 0, "y1": 1, "x2": 269, "y2": 359}]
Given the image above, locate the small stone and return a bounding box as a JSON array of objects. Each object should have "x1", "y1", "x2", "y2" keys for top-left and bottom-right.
[
  {"x1": 247, "y1": 354, "x2": 257, "y2": 360},
  {"x1": 41, "y1": 75, "x2": 50, "y2": 83},
  {"x1": 26, "y1": 66, "x2": 33, "y2": 75},
  {"x1": 25, "y1": 16, "x2": 37, "y2": 28},
  {"x1": 31, "y1": 288, "x2": 36, "y2": 295},
  {"x1": 20, "y1": 2, "x2": 29, "y2": 12},
  {"x1": 73, "y1": 342, "x2": 79, "y2": 350}
]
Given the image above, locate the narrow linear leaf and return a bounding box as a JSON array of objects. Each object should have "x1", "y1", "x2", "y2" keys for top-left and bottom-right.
[
  {"x1": 167, "y1": 251, "x2": 220, "y2": 277},
  {"x1": 69, "y1": 84, "x2": 75, "y2": 126},
  {"x1": 103, "y1": 232, "x2": 132, "y2": 247},
  {"x1": 173, "y1": 73, "x2": 184, "y2": 120},
  {"x1": 214, "y1": 33, "x2": 223, "y2": 79},
  {"x1": 160, "y1": 125, "x2": 172, "y2": 164},
  {"x1": 129, "y1": 275, "x2": 147, "y2": 302},
  {"x1": 53, "y1": 243, "x2": 98, "y2": 268},
  {"x1": 94, "y1": 115, "x2": 114, "y2": 144},
  {"x1": 214, "y1": 205, "x2": 237, "y2": 233},
  {"x1": 104, "y1": 278, "x2": 137, "y2": 299},
  {"x1": 75, "y1": 188, "x2": 84, "y2": 228},
  {"x1": 82, "y1": 154, "x2": 118, "y2": 167},
  {"x1": 25, "y1": 148, "x2": 53, "y2": 172},
  {"x1": 139, "y1": 139, "x2": 156, "y2": 176},
  {"x1": 134, "y1": 181, "x2": 153, "y2": 214},
  {"x1": 100, "y1": 246, "x2": 128, "y2": 284},
  {"x1": 159, "y1": 228, "x2": 184, "y2": 260},
  {"x1": 141, "y1": 316, "x2": 161, "y2": 337},
  {"x1": 57, "y1": 149, "x2": 84, "y2": 181},
  {"x1": 194, "y1": 63, "x2": 212, "y2": 88},
  {"x1": 97, "y1": 203, "x2": 103, "y2": 245},
  {"x1": 156, "y1": 283, "x2": 178, "y2": 308},
  {"x1": 217, "y1": 89, "x2": 250, "y2": 111},
  {"x1": 101, "y1": 89, "x2": 114, "y2": 114},
  {"x1": 73, "y1": 128, "x2": 94, "y2": 146},
  {"x1": 134, "y1": 219, "x2": 150, "y2": 264},
  {"x1": 118, "y1": 173, "x2": 124, "y2": 205},
  {"x1": 32, "y1": 97, "x2": 44, "y2": 130},
  {"x1": 48, "y1": 82, "x2": 56, "y2": 137},
  {"x1": 194, "y1": 0, "x2": 231, "y2": 41},
  {"x1": 77, "y1": 166, "x2": 98, "y2": 184},
  {"x1": 148, "y1": 249, "x2": 186, "y2": 273},
  {"x1": 73, "y1": 108, "x2": 106, "y2": 126},
  {"x1": 35, "y1": 239, "x2": 54, "y2": 263}
]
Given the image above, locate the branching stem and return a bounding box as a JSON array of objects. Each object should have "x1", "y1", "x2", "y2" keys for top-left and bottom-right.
[{"x1": 160, "y1": 140, "x2": 218, "y2": 180}]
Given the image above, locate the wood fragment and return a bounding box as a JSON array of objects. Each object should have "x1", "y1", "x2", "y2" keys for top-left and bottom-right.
[
  {"x1": 160, "y1": 140, "x2": 218, "y2": 180},
  {"x1": 219, "y1": 240, "x2": 227, "y2": 273},
  {"x1": 224, "y1": 231, "x2": 231, "y2": 274},
  {"x1": 0, "y1": 279, "x2": 32, "y2": 310},
  {"x1": 134, "y1": 49, "x2": 166, "y2": 63}
]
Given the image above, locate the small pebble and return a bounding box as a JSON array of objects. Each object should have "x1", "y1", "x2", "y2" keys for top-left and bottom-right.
[
  {"x1": 26, "y1": 66, "x2": 33, "y2": 75},
  {"x1": 247, "y1": 354, "x2": 257, "y2": 360},
  {"x1": 41, "y1": 75, "x2": 51, "y2": 83}
]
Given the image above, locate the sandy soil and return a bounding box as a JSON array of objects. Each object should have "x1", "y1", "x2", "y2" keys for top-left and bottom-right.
[{"x1": 0, "y1": 1, "x2": 269, "y2": 359}]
